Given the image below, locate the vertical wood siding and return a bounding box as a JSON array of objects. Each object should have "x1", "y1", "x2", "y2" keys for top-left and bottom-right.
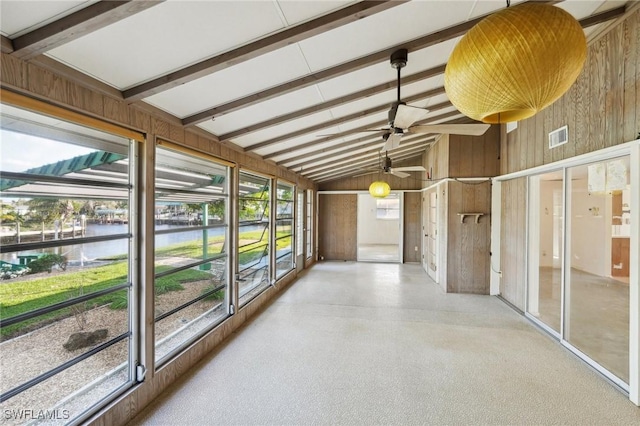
[
  {"x1": 500, "y1": 10, "x2": 639, "y2": 174},
  {"x1": 317, "y1": 194, "x2": 357, "y2": 260}
]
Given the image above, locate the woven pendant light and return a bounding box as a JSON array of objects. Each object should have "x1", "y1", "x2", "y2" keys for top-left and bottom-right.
[
  {"x1": 444, "y1": 3, "x2": 587, "y2": 124},
  {"x1": 369, "y1": 181, "x2": 390, "y2": 198}
]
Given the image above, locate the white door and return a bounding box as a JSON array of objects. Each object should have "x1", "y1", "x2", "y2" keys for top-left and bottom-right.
[{"x1": 423, "y1": 190, "x2": 438, "y2": 281}]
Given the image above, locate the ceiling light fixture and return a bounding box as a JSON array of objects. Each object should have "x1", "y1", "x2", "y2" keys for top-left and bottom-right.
[
  {"x1": 369, "y1": 181, "x2": 391, "y2": 198},
  {"x1": 444, "y1": 2, "x2": 587, "y2": 123}
]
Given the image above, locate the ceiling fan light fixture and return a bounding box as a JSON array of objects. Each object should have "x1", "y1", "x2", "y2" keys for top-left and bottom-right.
[
  {"x1": 444, "y1": 3, "x2": 587, "y2": 123},
  {"x1": 369, "y1": 181, "x2": 391, "y2": 199}
]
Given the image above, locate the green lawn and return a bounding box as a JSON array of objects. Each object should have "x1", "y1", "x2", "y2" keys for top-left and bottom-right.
[
  {"x1": 0, "y1": 263, "x2": 212, "y2": 338},
  {"x1": 0, "y1": 230, "x2": 292, "y2": 338}
]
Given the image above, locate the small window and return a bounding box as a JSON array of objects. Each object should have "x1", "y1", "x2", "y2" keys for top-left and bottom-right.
[{"x1": 376, "y1": 195, "x2": 400, "y2": 220}]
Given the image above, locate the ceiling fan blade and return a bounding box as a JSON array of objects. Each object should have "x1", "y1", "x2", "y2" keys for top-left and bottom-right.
[
  {"x1": 394, "y1": 104, "x2": 430, "y2": 129},
  {"x1": 407, "y1": 123, "x2": 491, "y2": 136},
  {"x1": 351, "y1": 170, "x2": 379, "y2": 178},
  {"x1": 315, "y1": 128, "x2": 388, "y2": 137},
  {"x1": 380, "y1": 133, "x2": 403, "y2": 152},
  {"x1": 390, "y1": 170, "x2": 410, "y2": 179},
  {"x1": 393, "y1": 166, "x2": 426, "y2": 172}
]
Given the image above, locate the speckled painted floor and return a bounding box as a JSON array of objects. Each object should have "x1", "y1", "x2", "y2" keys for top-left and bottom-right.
[{"x1": 129, "y1": 262, "x2": 640, "y2": 425}]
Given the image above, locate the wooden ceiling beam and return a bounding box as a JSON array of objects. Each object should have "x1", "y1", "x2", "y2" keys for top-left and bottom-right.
[
  {"x1": 316, "y1": 152, "x2": 425, "y2": 183},
  {"x1": 305, "y1": 136, "x2": 432, "y2": 176},
  {"x1": 265, "y1": 108, "x2": 461, "y2": 161},
  {"x1": 281, "y1": 109, "x2": 463, "y2": 167},
  {"x1": 1, "y1": 36, "x2": 14, "y2": 54},
  {"x1": 300, "y1": 134, "x2": 433, "y2": 176},
  {"x1": 244, "y1": 88, "x2": 448, "y2": 151},
  {"x1": 10, "y1": 1, "x2": 164, "y2": 60},
  {"x1": 308, "y1": 144, "x2": 428, "y2": 181},
  {"x1": 579, "y1": 5, "x2": 627, "y2": 28},
  {"x1": 219, "y1": 64, "x2": 446, "y2": 142},
  {"x1": 123, "y1": 1, "x2": 406, "y2": 101},
  {"x1": 229, "y1": 2, "x2": 621, "y2": 146},
  {"x1": 182, "y1": 0, "x2": 559, "y2": 126},
  {"x1": 305, "y1": 115, "x2": 472, "y2": 178},
  {"x1": 282, "y1": 134, "x2": 386, "y2": 168},
  {"x1": 315, "y1": 149, "x2": 427, "y2": 181},
  {"x1": 316, "y1": 151, "x2": 427, "y2": 183}
]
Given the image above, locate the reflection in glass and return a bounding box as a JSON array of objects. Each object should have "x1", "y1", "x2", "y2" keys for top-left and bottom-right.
[
  {"x1": 296, "y1": 192, "x2": 304, "y2": 258},
  {"x1": 306, "y1": 189, "x2": 313, "y2": 259},
  {"x1": 0, "y1": 103, "x2": 134, "y2": 422},
  {"x1": 275, "y1": 182, "x2": 294, "y2": 278},
  {"x1": 527, "y1": 172, "x2": 563, "y2": 333},
  {"x1": 154, "y1": 146, "x2": 229, "y2": 364},
  {"x1": 565, "y1": 157, "x2": 630, "y2": 384},
  {"x1": 238, "y1": 172, "x2": 270, "y2": 305}
]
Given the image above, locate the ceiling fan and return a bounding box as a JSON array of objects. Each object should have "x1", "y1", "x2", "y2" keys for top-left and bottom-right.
[
  {"x1": 354, "y1": 151, "x2": 426, "y2": 179},
  {"x1": 372, "y1": 49, "x2": 491, "y2": 152}
]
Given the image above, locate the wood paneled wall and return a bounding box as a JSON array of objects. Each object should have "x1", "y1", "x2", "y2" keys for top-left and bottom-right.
[
  {"x1": 318, "y1": 194, "x2": 357, "y2": 261},
  {"x1": 422, "y1": 134, "x2": 449, "y2": 180},
  {"x1": 420, "y1": 128, "x2": 498, "y2": 294},
  {"x1": 501, "y1": 9, "x2": 639, "y2": 174},
  {"x1": 318, "y1": 156, "x2": 424, "y2": 263},
  {"x1": 403, "y1": 192, "x2": 422, "y2": 263},
  {"x1": 449, "y1": 125, "x2": 500, "y2": 178},
  {"x1": 423, "y1": 125, "x2": 500, "y2": 180},
  {"x1": 500, "y1": 177, "x2": 527, "y2": 310},
  {"x1": 446, "y1": 180, "x2": 492, "y2": 294}
]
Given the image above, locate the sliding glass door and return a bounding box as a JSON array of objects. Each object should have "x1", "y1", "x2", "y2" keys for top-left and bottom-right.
[
  {"x1": 564, "y1": 157, "x2": 630, "y2": 385},
  {"x1": 526, "y1": 155, "x2": 632, "y2": 388}
]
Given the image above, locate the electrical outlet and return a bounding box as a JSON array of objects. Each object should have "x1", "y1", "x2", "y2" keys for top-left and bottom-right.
[{"x1": 414, "y1": 246, "x2": 418, "y2": 251}]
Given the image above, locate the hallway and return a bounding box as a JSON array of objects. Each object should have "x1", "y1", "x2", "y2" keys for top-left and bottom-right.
[{"x1": 130, "y1": 262, "x2": 639, "y2": 425}]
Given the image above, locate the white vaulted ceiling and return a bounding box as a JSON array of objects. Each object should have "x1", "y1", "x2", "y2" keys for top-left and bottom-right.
[{"x1": 0, "y1": 0, "x2": 632, "y2": 182}]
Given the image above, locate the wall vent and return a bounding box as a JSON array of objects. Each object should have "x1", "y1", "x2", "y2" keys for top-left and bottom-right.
[{"x1": 549, "y1": 125, "x2": 568, "y2": 149}]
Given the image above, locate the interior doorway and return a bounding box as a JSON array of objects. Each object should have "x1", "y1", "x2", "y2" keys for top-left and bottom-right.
[{"x1": 357, "y1": 192, "x2": 402, "y2": 262}]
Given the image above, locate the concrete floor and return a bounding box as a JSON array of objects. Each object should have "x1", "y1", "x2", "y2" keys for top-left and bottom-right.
[
  {"x1": 357, "y1": 244, "x2": 400, "y2": 262},
  {"x1": 130, "y1": 262, "x2": 640, "y2": 425},
  {"x1": 534, "y1": 267, "x2": 629, "y2": 382}
]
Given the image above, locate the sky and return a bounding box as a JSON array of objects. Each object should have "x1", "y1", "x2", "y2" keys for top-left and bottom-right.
[{"x1": 0, "y1": 130, "x2": 94, "y2": 172}]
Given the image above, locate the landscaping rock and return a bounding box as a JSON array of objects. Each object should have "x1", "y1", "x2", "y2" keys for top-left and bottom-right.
[{"x1": 63, "y1": 329, "x2": 108, "y2": 351}]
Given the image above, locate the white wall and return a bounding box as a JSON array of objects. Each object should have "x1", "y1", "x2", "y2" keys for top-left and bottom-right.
[
  {"x1": 570, "y1": 178, "x2": 611, "y2": 276},
  {"x1": 539, "y1": 180, "x2": 563, "y2": 268},
  {"x1": 357, "y1": 194, "x2": 400, "y2": 245}
]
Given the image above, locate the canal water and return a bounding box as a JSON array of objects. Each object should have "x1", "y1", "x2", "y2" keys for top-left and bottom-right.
[{"x1": 0, "y1": 223, "x2": 263, "y2": 265}]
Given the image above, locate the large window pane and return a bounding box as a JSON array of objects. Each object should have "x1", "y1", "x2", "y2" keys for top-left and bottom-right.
[
  {"x1": 154, "y1": 146, "x2": 229, "y2": 365},
  {"x1": 527, "y1": 171, "x2": 563, "y2": 333},
  {"x1": 296, "y1": 192, "x2": 304, "y2": 256},
  {"x1": 306, "y1": 189, "x2": 313, "y2": 259},
  {"x1": 238, "y1": 171, "x2": 270, "y2": 305},
  {"x1": 275, "y1": 182, "x2": 294, "y2": 278},
  {"x1": 565, "y1": 157, "x2": 630, "y2": 384},
  {"x1": 0, "y1": 103, "x2": 135, "y2": 423}
]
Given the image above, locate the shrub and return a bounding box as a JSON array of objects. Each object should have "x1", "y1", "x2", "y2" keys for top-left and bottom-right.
[{"x1": 27, "y1": 254, "x2": 68, "y2": 274}]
